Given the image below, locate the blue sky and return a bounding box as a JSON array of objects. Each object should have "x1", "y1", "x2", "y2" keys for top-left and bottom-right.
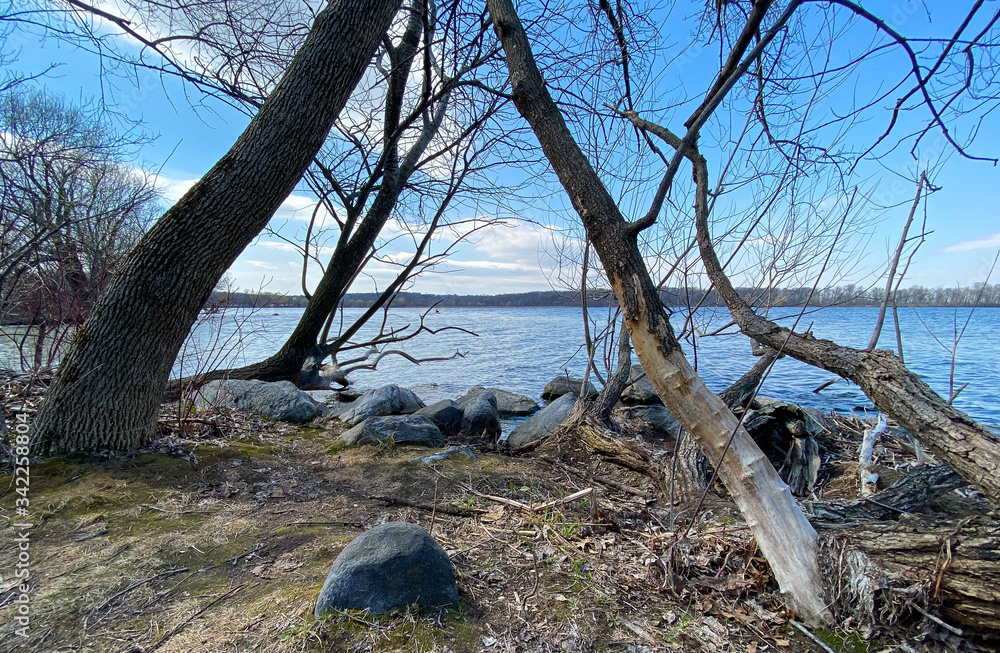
[{"x1": 5, "y1": 1, "x2": 999, "y2": 296}]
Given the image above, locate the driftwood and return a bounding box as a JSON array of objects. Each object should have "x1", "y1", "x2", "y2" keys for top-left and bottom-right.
[{"x1": 819, "y1": 515, "x2": 1000, "y2": 636}]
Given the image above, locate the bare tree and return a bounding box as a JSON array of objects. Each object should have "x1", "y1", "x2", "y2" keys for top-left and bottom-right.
[
  {"x1": 30, "y1": 0, "x2": 402, "y2": 453},
  {"x1": 0, "y1": 88, "x2": 160, "y2": 369},
  {"x1": 487, "y1": 0, "x2": 831, "y2": 625}
]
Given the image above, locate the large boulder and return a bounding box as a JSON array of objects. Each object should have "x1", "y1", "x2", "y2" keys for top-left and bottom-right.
[
  {"x1": 505, "y1": 392, "x2": 578, "y2": 451},
  {"x1": 338, "y1": 415, "x2": 443, "y2": 447},
  {"x1": 315, "y1": 522, "x2": 457, "y2": 617},
  {"x1": 415, "y1": 399, "x2": 463, "y2": 436},
  {"x1": 456, "y1": 388, "x2": 501, "y2": 436},
  {"x1": 620, "y1": 365, "x2": 661, "y2": 405},
  {"x1": 477, "y1": 386, "x2": 540, "y2": 417},
  {"x1": 199, "y1": 379, "x2": 318, "y2": 423},
  {"x1": 541, "y1": 376, "x2": 597, "y2": 400},
  {"x1": 333, "y1": 384, "x2": 425, "y2": 425}
]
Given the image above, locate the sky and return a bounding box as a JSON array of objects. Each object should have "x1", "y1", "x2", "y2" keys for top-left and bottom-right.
[{"x1": 4, "y1": 1, "x2": 1000, "y2": 296}]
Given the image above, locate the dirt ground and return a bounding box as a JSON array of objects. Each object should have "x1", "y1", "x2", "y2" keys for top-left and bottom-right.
[{"x1": 0, "y1": 404, "x2": 993, "y2": 653}]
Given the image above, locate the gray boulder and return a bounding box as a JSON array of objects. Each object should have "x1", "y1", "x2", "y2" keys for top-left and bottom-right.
[
  {"x1": 199, "y1": 379, "x2": 318, "y2": 423},
  {"x1": 541, "y1": 376, "x2": 597, "y2": 400},
  {"x1": 618, "y1": 404, "x2": 680, "y2": 437},
  {"x1": 456, "y1": 388, "x2": 501, "y2": 436},
  {"x1": 620, "y1": 365, "x2": 660, "y2": 405},
  {"x1": 415, "y1": 399, "x2": 463, "y2": 435},
  {"x1": 315, "y1": 522, "x2": 457, "y2": 617},
  {"x1": 476, "y1": 386, "x2": 540, "y2": 417},
  {"x1": 506, "y1": 392, "x2": 578, "y2": 451},
  {"x1": 338, "y1": 415, "x2": 443, "y2": 447},
  {"x1": 334, "y1": 384, "x2": 425, "y2": 425}
]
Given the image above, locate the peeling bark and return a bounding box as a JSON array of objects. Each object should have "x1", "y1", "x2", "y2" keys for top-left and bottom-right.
[{"x1": 487, "y1": 0, "x2": 830, "y2": 625}]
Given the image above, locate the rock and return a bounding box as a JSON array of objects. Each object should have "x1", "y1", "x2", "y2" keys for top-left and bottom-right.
[
  {"x1": 333, "y1": 384, "x2": 425, "y2": 425},
  {"x1": 410, "y1": 445, "x2": 478, "y2": 464},
  {"x1": 505, "y1": 392, "x2": 578, "y2": 451},
  {"x1": 415, "y1": 399, "x2": 463, "y2": 435},
  {"x1": 541, "y1": 376, "x2": 597, "y2": 400},
  {"x1": 338, "y1": 415, "x2": 443, "y2": 447},
  {"x1": 315, "y1": 522, "x2": 457, "y2": 617},
  {"x1": 199, "y1": 379, "x2": 318, "y2": 423},
  {"x1": 476, "y1": 386, "x2": 540, "y2": 417},
  {"x1": 456, "y1": 388, "x2": 501, "y2": 436},
  {"x1": 620, "y1": 364, "x2": 660, "y2": 405},
  {"x1": 618, "y1": 404, "x2": 680, "y2": 437}
]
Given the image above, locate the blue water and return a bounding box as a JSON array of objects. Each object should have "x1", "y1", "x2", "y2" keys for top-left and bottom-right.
[{"x1": 174, "y1": 305, "x2": 1000, "y2": 433}]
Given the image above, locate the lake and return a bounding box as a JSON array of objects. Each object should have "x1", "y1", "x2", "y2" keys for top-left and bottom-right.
[{"x1": 173, "y1": 305, "x2": 1000, "y2": 433}]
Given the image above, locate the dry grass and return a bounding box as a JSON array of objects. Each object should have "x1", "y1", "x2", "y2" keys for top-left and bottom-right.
[{"x1": 0, "y1": 402, "x2": 991, "y2": 652}]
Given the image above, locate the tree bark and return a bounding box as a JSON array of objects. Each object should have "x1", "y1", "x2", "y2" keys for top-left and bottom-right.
[
  {"x1": 693, "y1": 186, "x2": 1000, "y2": 506},
  {"x1": 31, "y1": 0, "x2": 401, "y2": 453},
  {"x1": 487, "y1": 0, "x2": 831, "y2": 626}
]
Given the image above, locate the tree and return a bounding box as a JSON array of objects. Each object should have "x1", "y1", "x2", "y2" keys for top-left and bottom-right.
[
  {"x1": 0, "y1": 88, "x2": 159, "y2": 369},
  {"x1": 30, "y1": 0, "x2": 402, "y2": 453},
  {"x1": 56, "y1": 0, "x2": 521, "y2": 394},
  {"x1": 487, "y1": 0, "x2": 831, "y2": 625}
]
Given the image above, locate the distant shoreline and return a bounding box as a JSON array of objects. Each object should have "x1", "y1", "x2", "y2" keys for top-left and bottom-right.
[{"x1": 217, "y1": 287, "x2": 1000, "y2": 310}]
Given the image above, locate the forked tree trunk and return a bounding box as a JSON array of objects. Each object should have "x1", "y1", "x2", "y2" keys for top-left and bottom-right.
[
  {"x1": 487, "y1": 0, "x2": 831, "y2": 626},
  {"x1": 31, "y1": 0, "x2": 401, "y2": 453}
]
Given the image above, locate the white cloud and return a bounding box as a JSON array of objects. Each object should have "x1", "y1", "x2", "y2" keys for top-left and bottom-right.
[{"x1": 944, "y1": 233, "x2": 1000, "y2": 252}]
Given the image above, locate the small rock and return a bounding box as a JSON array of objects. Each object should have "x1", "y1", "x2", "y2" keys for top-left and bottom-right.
[
  {"x1": 315, "y1": 522, "x2": 457, "y2": 616},
  {"x1": 506, "y1": 392, "x2": 578, "y2": 451},
  {"x1": 338, "y1": 415, "x2": 443, "y2": 447},
  {"x1": 199, "y1": 379, "x2": 318, "y2": 423},
  {"x1": 333, "y1": 384, "x2": 425, "y2": 425},
  {"x1": 410, "y1": 445, "x2": 478, "y2": 464},
  {"x1": 541, "y1": 376, "x2": 597, "y2": 400}
]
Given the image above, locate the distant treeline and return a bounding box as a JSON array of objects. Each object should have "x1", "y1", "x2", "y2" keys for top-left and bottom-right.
[{"x1": 209, "y1": 284, "x2": 1000, "y2": 310}]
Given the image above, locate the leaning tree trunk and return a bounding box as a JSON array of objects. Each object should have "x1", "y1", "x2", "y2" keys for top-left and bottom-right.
[
  {"x1": 167, "y1": 5, "x2": 449, "y2": 396},
  {"x1": 692, "y1": 183, "x2": 1000, "y2": 505},
  {"x1": 487, "y1": 0, "x2": 830, "y2": 626},
  {"x1": 31, "y1": 0, "x2": 401, "y2": 453}
]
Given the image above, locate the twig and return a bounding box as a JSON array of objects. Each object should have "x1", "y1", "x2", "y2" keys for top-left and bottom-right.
[
  {"x1": 788, "y1": 619, "x2": 837, "y2": 653},
  {"x1": 285, "y1": 520, "x2": 365, "y2": 527},
  {"x1": 531, "y1": 488, "x2": 593, "y2": 512},
  {"x1": 369, "y1": 494, "x2": 484, "y2": 516},
  {"x1": 95, "y1": 568, "x2": 189, "y2": 611},
  {"x1": 911, "y1": 603, "x2": 964, "y2": 636},
  {"x1": 146, "y1": 584, "x2": 244, "y2": 652}
]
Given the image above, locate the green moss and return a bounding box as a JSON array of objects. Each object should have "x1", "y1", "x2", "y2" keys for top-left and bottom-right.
[{"x1": 814, "y1": 628, "x2": 871, "y2": 653}]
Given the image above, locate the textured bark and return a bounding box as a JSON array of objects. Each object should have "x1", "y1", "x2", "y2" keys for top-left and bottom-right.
[
  {"x1": 693, "y1": 194, "x2": 1000, "y2": 505},
  {"x1": 819, "y1": 515, "x2": 1000, "y2": 634},
  {"x1": 488, "y1": 0, "x2": 830, "y2": 626},
  {"x1": 167, "y1": 4, "x2": 448, "y2": 397},
  {"x1": 31, "y1": 0, "x2": 401, "y2": 453},
  {"x1": 590, "y1": 327, "x2": 632, "y2": 423}
]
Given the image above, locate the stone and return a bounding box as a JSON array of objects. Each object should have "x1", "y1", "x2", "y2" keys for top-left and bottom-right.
[
  {"x1": 410, "y1": 445, "x2": 478, "y2": 464},
  {"x1": 456, "y1": 387, "x2": 501, "y2": 436},
  {"x1": 476, "y1": 386, "x2": 540, "y2": 417},
  {"x1": 620, "y1": 364, "x2": 660, "y2": 405},
  {"x1": 333, "y1": 384, "x2": 425, "y2": 425},
  {"x1": 618, "y1": 405, "x2": 680, "y2": 437},
  {"x1": 338, "y1": 415, "x2": 443, "y2": 447},
  {"x1": 505, "y1": 392, "x2": 578, "y2": 451},
  {"x1": 541, "y1": 376, "x2": 597, "y2": 400},
  {"x1": 415, "y1": 399, "x2": 463, "y2": 435},
  {"x1": 315, "y1": 522, "x2": 457, "y2": 617},
  {"x1": 199, "y1": 379, "x2": 318, "y2": 423}
]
